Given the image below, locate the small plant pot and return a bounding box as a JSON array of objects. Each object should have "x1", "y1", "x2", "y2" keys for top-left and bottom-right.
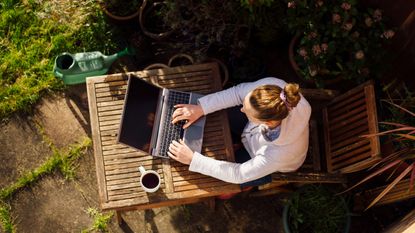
[
  {"x1": 167, "y1": 53, "x2": 194, "y2": 67},
  {"x1": 100, "y1": 0, "x2": 142, "y2": 21},
  {"x1": 143, "y1": 63, "x2": 169, "y2": 70},
  {"x1": 282, "y1": 185, "x2": 351, "y2": 233},
  {"x1": 139, "y1": 0, "x2": 173, "y2": 40}
]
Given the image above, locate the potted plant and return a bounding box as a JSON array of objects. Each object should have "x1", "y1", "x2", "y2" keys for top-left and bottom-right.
[
  {"x1": 286, "y1": 0, "x2": 395, "y2": 88},
  {"x1": 283, "y1": 184, "x2": 351, "y2": 233},
  {"x1": 101, "y1": 0, "x2": 142, "y2": 21},
  {"x1": 160, "y1": 0, "x2": 251, "y2": 61},
  {"x1": 139, "y1": 0, "x2": 174, "y2": 40}
]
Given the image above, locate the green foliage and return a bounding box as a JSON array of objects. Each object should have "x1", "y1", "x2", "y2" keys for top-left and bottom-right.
[
  {"x1": 0, "y1": 202, "x2": 15, "y2": 233},
  {"x1": 82, "y1": 208, "x2": 113, "y2": 233},
  {"x1": 287, "y1": 185, "x2": 349, "y2": 233},
  {"x1": 286, "y1": 0, "x2": 394, "y2": 86},
  {"x1": 0, "y1": 137, "x2": 92, "y2": 200},
  {"x1": 73, "y1": 5, "x2": 122, "y2": 55},
  {"x1": 0, "y1": 0, "x2": 119, "y2": 119},
  {"x1": 381, "y1": 83, "x2": 415, "y2": 148},
  {"x1": 162, "y1": 0, "x2": 251, "y2": 60}
]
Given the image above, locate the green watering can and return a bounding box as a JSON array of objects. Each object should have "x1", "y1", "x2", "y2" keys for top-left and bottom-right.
[{"x1": 53, "y1": 47, "x2": 134, "y2": 85}]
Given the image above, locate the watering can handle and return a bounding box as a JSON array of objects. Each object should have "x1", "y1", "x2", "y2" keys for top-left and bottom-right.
[{"x1": 53, "y1": 70, "x2": 63, "y2": 78}]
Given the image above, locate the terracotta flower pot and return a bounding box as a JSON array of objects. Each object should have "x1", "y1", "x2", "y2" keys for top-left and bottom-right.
[
  {"x1": 139, "y1": 0, "x2": 173, "y2": 40},
  {"x1": 101, "y1": 0, "x2": 142, "y2": 21},
  {"x1": 288, "y1": 33, "x2": 343, "y2": 88}
]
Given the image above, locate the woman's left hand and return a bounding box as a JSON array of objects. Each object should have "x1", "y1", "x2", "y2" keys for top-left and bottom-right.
[{"x1": 168, "y1": 139, "x2": 194, "y2": 165}]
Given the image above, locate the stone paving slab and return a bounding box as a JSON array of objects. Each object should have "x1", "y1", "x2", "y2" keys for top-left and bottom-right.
[{"x1": 0, "y1": 117, "x2": 52, "y2": 189}]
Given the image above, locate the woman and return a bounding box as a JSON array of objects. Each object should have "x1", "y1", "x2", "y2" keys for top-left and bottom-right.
[{"x1": 168, "y1": 77, "x2": 311, "y2": 186}]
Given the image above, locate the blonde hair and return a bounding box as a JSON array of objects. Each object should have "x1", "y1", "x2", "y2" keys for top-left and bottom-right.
[{"x1": 249, "y1": 83, "x2": 301, "y2": 121}]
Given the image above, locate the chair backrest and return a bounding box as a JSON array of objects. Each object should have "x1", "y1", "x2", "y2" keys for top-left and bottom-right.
[{"x1": 322, "y1": 80, "x2": 381, "y2": 173}]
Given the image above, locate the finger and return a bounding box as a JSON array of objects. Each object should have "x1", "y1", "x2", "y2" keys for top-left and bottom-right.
[
  {"x1": 172, "y1": 115, "x2": 188, "y2": 124},
  {"x1": 172, "y1": 140, "x2": 181, "y2": 147},
  {"x1": 174, "y1": 104, "x2": 187, "y2": 108},
  {"x1": 179, "y1": 139, "x2": 185, "y2": 144},
  {"x1": 182, "y1": 120, "x2": 193, "y2": 129},
  {"x1": 169, "y1": 142, "x2": 178, "y2": 151},
  {"x1": 167, "y1": 152, "x2": 177, "y2": 160},
  {"x1": 172, "y1": 109, "x2": 182, "y2": 119}
]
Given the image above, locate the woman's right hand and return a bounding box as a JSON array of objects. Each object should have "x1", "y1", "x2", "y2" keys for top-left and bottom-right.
[{"x1": 171, "y1": 104, "x2": 204, "y2": 129}]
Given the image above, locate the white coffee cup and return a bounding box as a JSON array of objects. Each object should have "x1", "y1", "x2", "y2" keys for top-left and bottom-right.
[{"x1": 138, "y1": 166, "x2": 161, "y2": 193}]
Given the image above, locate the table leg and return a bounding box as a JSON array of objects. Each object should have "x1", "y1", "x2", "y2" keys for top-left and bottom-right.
[
  {"x1": 204, "y1": 198, "x2": 216, "y2": 211},
  {"x1": 115, "y1": 211, "x2": 124, "y2": 225}
]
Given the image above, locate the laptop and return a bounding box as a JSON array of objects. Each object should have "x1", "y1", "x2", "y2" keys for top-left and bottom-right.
[{"x1": 117, "y1": 75, "x2": 206, "y2": 158}]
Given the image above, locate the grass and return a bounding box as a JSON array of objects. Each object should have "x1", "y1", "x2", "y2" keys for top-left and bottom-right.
[
  {"x1": 0, "y1": 202, "x2": 15, "y2": 233},
  {"x1": 0, "y1": 0, "x2": 121, "y2": 119},
  {"x1": 82, "y1": 208, "x2": 114, "y2": 233}
]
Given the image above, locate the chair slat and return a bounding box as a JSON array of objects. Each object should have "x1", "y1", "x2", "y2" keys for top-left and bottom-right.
[{"x1": 324, "y1": 80, "x2": 380, "y2": 173}]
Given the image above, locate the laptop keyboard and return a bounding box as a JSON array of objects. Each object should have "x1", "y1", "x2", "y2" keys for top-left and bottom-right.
[{"x1": 158, "y1": 91, "x2": 190, "y2": 158}]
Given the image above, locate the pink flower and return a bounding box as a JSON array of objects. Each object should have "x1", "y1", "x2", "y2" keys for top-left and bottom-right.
[
  {"x1": 382, "y1": 30, "x2": 395, "y2": 39},
  {"x1": 332, "y1": 14, "x2": 341, "y2": 24},
  {"x1": 373, "y1": 9, "x2": 382, "y2": 22},
  {"x1": 342, "y1": 22, "x2": 353, "y2": 31},
  {"x1": 321, "y1": 43, "x2": 328, "y2": 52},
  {"x1": 308, "y1": 31, "x2": 318, "y2": 39},
  {"x1": 365, "y1": 17, "x2": 373, "y2": 27},
  {"x1": 299, "y1": 47, "x2": 308, "y2": 57},
  {"x1": 341, "y1": 2, "x2": 351, "y2": 10},
  {"x1": 288, "y1": 1, "x2": 296, "y2": 8},
  {"x1": 355, "y1": 50, "x2": 365, "y2": 60},
  {"x1": 312, "y1": 44, "x2": 322, "y2": 56},
  {"x1": 316, "y1": 0, "x2": 324, "y2": 7}
]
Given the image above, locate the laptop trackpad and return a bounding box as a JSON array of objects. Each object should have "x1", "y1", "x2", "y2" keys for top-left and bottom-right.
[{"x1": 183, "y1": 117, "x2": 206, "y2": 153}]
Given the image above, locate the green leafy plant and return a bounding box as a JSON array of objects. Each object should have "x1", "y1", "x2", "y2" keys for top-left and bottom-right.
[
  {"x1": 83, "y1": 208, "x2": 113, "y2": 233},
  {"x1": 285, "y1": 185, "x2": 349, "y2": 233},
  {"x1": 286, "y1": 0, "x2": 394, "y2": 86},
  {"x1": 0, "y1": 202, "x2": 15, "y2": 233},
  {"x1": 342, "y1": 91, "x2": 415, "y2": 209},
  {"x1": 162, "y1": 0, "x2": 251, "y2": 60}
]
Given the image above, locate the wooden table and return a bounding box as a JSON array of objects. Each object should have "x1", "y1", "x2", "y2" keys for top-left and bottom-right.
[{"x1": 86, "y1": 63, "x2": 241, "y2": 221}]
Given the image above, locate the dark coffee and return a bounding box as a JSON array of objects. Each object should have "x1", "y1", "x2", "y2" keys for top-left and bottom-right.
[{"x1": 141, "y1": 173, "x2": 159, "y2": 189}]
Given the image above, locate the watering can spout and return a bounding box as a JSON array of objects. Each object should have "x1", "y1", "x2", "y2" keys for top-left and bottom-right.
[{"x1": 117, "y1": 47, "x2": 136, "y2": 58}]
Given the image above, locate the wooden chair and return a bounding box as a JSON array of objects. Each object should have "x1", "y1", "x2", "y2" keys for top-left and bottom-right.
[
  {"x1": 255, "y1": 81, "x2": 381, "y2": 194},
  {"x1": 323, "y1": 80, "x2": 381, "y2": 173}
]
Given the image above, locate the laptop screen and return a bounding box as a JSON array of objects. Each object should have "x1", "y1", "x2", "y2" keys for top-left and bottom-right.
[{"x1": 118, "y1": 76, "x2": 160, "y2": 153}]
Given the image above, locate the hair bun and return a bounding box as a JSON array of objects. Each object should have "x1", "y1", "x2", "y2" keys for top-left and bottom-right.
[{"x1": 283, "y1": 83, "x2": 301, "y2": 107}]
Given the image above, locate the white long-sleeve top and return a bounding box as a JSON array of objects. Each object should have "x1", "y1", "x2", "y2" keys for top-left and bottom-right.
[{"x1": 188, "y1": 77, "x2": 312, "y2": 184}]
